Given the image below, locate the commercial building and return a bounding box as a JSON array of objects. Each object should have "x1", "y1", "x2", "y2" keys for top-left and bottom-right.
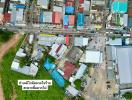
[
  {"x1": 74, "y1": 36, "x2": 89, "y2": 46},
  {"x1": 80, "y1": 50, "x2": 103, "y2": 64}
]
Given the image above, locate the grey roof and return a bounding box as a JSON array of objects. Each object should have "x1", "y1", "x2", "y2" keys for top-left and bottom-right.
[
  {"x1": 116, "y1": 47, "x2": 132, "y2": 84},
  {"x1": 128, "y1": 18, "x2": 132, "y2": 27}
]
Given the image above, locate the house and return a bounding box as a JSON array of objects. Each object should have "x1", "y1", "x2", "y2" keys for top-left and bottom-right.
[
  {"x1": 75, "y1": 64, "x2": 87, "y2": 79},
  {"x1": 80, "y1": 50, "x2": 103, "y2": 64},
  {"x1": 11, "y1": 61, "x2": 38, "y2": 76},
  {"x1": 92, "y1": 0, "x2": 105, "y2": 5},
  {"x1": 63, "y1": 15, "x2": 75, "y2": 28},
  {"x1": 49, "y1": 44, "x2": 67, "y2": 59},
  {"x1": 65, "y1": 6, "x2": 74, "y2": 14},
  {"x1": 63, "y1": 61, "x2": 76, "y2": 80},
  {"x1": 74, "y1": 36, "x2": 89, "y2": 46},
  {"x1": 66, "y1": 85, "x2": 79, "y2": 96},
  {"x1": 37, "y1": 0, "x2": 49, "y2": 9},
  {"x1": 0, "y1": 0, "x2": 5, "y2": 14},
  {"x1": 40, "y1": 11, "x2": 53, "y2": 23},
  {"x1": 10, "y1": 4, "x2": 26, "y2": 25},
  {"x1": 52, "y1": 12, "x2": 61, "y2": 24},
  {"x1": 43, "y1": 11, "x2": 53, "y2": 23},
  {"x1": 67, "y1": 47, "x2": 83, "y2": 63},
  {"x1": 77, "y1": 13, "x2": 84, "y2": 30},
  {"x1": 16, "y1": 48, "x2": 26, "y2": 57},
  {"x1": 111, "y1": 1, "x2": 128, "y2": 13},
  {"x1": 53, "y1": 6, "x2": 63, "y2": 13}
]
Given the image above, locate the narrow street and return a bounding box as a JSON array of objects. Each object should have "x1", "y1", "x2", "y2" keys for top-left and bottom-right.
[{"x1": 0, "y1": 33, "x2": 20, "y2": 100}]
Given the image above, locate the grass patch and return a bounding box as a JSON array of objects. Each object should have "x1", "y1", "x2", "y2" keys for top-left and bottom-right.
[
  {"x1": 123, "y1": 92, "x2": 132, "y2": 100},
  {"x1": 0, "y1": 30, "x2": 14, "y2": 43},
  {"x1": 0, "y1": 35, "x2": 65, "y2": 100},
  {"x1": 74, "y1": 79, "x2": 81, "y2": 90}
]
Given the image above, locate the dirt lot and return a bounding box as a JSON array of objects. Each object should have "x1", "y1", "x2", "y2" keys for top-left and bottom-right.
[{"x1": 83, "y1": 36, "x2": 110, "y2": 100}]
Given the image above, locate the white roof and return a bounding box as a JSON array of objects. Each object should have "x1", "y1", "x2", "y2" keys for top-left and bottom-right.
[
  {"x1": 75, "y1": 64, "x2": 87, "y2": 79},
  {"x1": 16, "y1": 48, "x2": 26, "y2": 57},
  {"x1": 29, "y1": 35, "x2": 34, "y2": 44},
  {"x1": 43, "y1": 12, "x2": 52, "y2": 23},
  {"x1": 53, "y1": 6, "x2": 63, "y2": 12},
  {"x1": 11, "y1": 61, "x2": 19, "y2": 70},
  {"x1": 37, "y1": 0, "x2": 49, "y2": 9},
  {"x1": 107, "y1": 38, "x2": 122, "y2": 45},
  {"x1": 123, "y1": 14, "x2": 128, "y2": 27},
  {"x1": 116, "y1": 47, "x2": 132, "y2": 84},
  {"x1": 0, "y1": 0, "x2": 5, "y2": 2},
  {"x1": 29, "y1": 63, "x2": 38, "y2": 76},
  {"x1": 57, "y1": 69, "x2": 64, "y2": 75},
  {"x1": 49, "y1": 44, "x2": 67, "y2": 59},
  {"x1": 82, "y1": 0, "x2": 90, "y2": 11},
  {"x1": 16, "y1": 9, "x2": 24, "y2": 22},
  {"x1": 0, "y1": 8, "x2": 3, "y2": 13},
  {"x1": 83, "y1": 50, "x2": 103, "y2": 63},
  {"x1": 66, "y1": 85, "x2": 79, "y2": 96},
  {"x1": 74, "y1": 37, "x2": 89, "y2": 46}
]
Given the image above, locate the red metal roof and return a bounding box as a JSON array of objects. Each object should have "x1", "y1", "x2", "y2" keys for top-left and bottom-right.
[
  {"x1": 66, "y1": 2, "x2": 74, "y2": 6},
  {"x1": 79, "y1": 0, "x2": 84, "y2": 4},
  {"x1": 69, "y1": 15, "x2": 75, "y2": 26},
  {"x1": 52, "y1": 12, "x2": 61, "y2": 24},
  {"x1": 4, "y1": 13, "x2": 11, "y2": 22},
  {"x1": 65, "y1": 35, "x2": 70, "y2": 45},
  {"x1": 78, "y1": 7, "x2": 84, "y2": 13},
  {"x1": 63, "y1": 61, "x2": 75, "y2": 80}
]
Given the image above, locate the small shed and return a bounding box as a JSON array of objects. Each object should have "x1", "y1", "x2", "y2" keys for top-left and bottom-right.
[{"x1": 66, "y1": 85, "x2": 79, "y2": 96}]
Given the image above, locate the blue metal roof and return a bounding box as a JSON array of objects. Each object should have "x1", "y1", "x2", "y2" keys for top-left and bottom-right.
[
  {"x1": 43, "y1": 58, "x2": 56, "y2": 71},
  {"x1": 77, "y1": 13, "x2": 84, "y2": 26},
  {"x1": 51, "y1": 70, "x2": 65, "y2": 87},
  {"x1": 112, "y1": 2, "x2": 128, "y2": 13},
  {"x1": 16, "y1": 5, "x2": 26, "y2": 9},
  {"x1": 39, "y1": 10, "x2": 44, "y2": 23},
  {"x1": 63, "y1": 15, "x2": 69, "y2": 26},
  {"x1": 65, "y1": 6, "x2": 74, "y2": 14}
]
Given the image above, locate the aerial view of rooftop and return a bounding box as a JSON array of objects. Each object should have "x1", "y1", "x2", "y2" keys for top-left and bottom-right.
[{"x1": 0, "y1": 0, "x2": 131, "y2": 100}]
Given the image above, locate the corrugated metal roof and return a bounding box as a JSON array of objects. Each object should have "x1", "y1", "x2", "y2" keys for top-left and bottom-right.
[
  {"x1": 116, "y1": 47, "x2": 132, "y2": 84},
  {"x1": 69, "y1": 15, "x2": 75, "y2": 26},
  {"x1": 128, "y1": 18, "x2": 132, "y2": 27},
  {"x1": 63, "y1": 15, "x2": 68, "y2": 26},
  {"x1": 77, "y1": 13, "x2": 84, "y2": 26},
  {"x1": 53, "y1": 12, "x2": 61, "y2": 24},
  {"x1": 65, "y1": 6, "x2": 74, "y2": 14}
]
